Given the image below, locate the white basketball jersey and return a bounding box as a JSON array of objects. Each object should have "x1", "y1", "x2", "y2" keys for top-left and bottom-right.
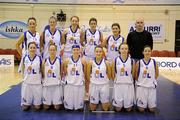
[
  {"x1": 65, "y1": 56, "x2": 84, "y2": 86},
  {"x1": 43, "y1": 57, "x2": 61, "y2": 86},
  {"x1": 114, "y1": 56, "x2": 133, "y2": 84},
  {"x1": 22, "y1": 31, "x2": 40, "y2": 56},
  {"x1": 136, "y1": 58, "x2": 157, "y2": 88},
  {"x1": 90, "y1": 58, "x2": 109, "y2": 85},
  {"x1": 84, "y1": 29, "x2": 101, "y2": 58},
  {"x1": 43, "y1": 29, "x2": 62, "y2": 59},
  {"x1": 23, "y1": 54, "x2": 42, "y2": 84},
  {"x1": 64, "y1": 26, "x2": 81, "y2": 54},
  {"x1": 106, "y1": 35, "x2": 124, "y2": 61}
]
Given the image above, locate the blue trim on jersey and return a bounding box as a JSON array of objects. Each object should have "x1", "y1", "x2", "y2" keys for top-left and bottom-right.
[
  {"x1": 142, "y1": 58, "x2": 151, "y2": 66},
  {"x1": 28, "y1": 30, "x2": 36, "y2": 37},
  {"x1": 94, "y1": 58, "x2": 103, "y2": 66},
  {"x1": 57, "y1": 29, "x2": 62, "y2": 46},
  {"x1": 137, "y1": 60, "x2": 141, "y2": 79},
  {"x1": 70, "y1": 26, "x2": 78, "y2": 33},
  {"x1": 39, "y1": 55, "x2": 42, "y2": 67},
  {"x1": 84, "y1": 29, "x2": 87, "y2": 44},
  {"x1": 49, "y1": 57, "x2": 57, "y2": 65},
  {"x1": 113, "y1": 35, "x2": 121, "y2": 41},
  {"x1": 98, "y1": 30, "x2": 101, "y2": 42},
  {"x1": 23, "y1": 31, "x2": 27, "y2": 49},
  {"x1": 119, "y1": 55, "x2": 128, "y2": 63},
  {"x1": 58, "y1": 57, "x2": 61, "y2": 73},
  {"x1": 43, "y1": 31, "x2": 45, "y2": 45},
  {"x1": 71, "y1": 55, "x2": 80, "y2": 63},
  {"x1": 89, "y1": 29, "x2": 96, "y2": 35},
  {"x1": 28, "y1": 54, "x2": 37, "y2": 62},
  {"x1": 106, "y1": 35, "x2": 112, "y2": 47},
  {"x1": 114, "y1": 56, "x2": 118, "y2": 73},
  {"x1": 65, "y1": 33, "x2": 67, "y2": 43},
  {"x1": 152, "y1": 59, "x2": 156, "y2": 75},
  {"x1": 22, "y1": 54, "x2": 27, "y2": 64},
  {"x1": 48, "y1": 28, "x2": 57, "y2": 36}
]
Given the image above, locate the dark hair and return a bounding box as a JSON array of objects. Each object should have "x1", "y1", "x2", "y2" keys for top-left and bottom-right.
[
  {"x1": 28, "y1": 41, "x2": 37, "y2": 49},
  {"x1": 27, "y1": 17, "x2": 36, "y2": 24},
  {"x1": 143, "y1": 45, "x2": 152, "y2": 51},
  {"x1": 49, "y1": 16, "x2": 57, "y2": 23},
  {"x1": 72, "y1": 45, "x2": 80, "y2": 49},
  {"x1": 70, "y1": 16, "x2": 80, "y2": 28},
  {"x1": 111, "y1": 23, "x2": 120, "y2": 34},
  {"x1": 89, "y1": 18, "x2": 97, "y2": 25},
  {"x1": 49, "y1": 43, "x2": 57, "y2": 51},
  {"x1": 118, "y1": 42, "x2": 129, "y2": 54},
  {"x1": 94, "y1": 45, "x2": 103, "y2": 51}
]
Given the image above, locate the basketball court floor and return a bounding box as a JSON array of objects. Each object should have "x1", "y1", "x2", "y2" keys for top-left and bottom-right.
[{"x1": 0, "y1": 66, "x2": 180, "y2": 120}]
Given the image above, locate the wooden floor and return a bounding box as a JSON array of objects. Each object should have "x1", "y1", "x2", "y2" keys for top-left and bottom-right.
[{"x1": 0, "y1": 65, "x2": 180, "y2": 95}]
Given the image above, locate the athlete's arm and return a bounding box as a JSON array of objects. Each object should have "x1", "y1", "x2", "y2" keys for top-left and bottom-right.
[{"x1": 16, "y1": 34, "x2": 24, "y2": 57}]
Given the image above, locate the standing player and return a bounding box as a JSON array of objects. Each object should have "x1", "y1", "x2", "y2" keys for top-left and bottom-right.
[
  {"x1": 83, "y1": 18, "x2": 103, "y2": 60},
  {"x1": 87, "y1": 45, "x2": 111, "y2": 111},
  {"x1": 16, "y1": 17, "x2": 41, "y2": 73},
  {"x1": 42, "y1": 43, "x2": 63, "y2": 110},
  {"x1": 21, "y1": 42, "x2": 42, "y2": 111},
  {"x1": 61, "y1": 16, "x2": 84, "y2": 59},
  {"x1": 63, "y1": 45, "x2": 87, "y2": 110},
  {"x1": 103, "y1": 23, "x2": 125, "y2": 62},
  {"x1": 135, "y1": 45, "x2": 159, "y2": 112},
  {"x1": 40, "y1": 16, "x2": 64, "y2": 60},
  {"x1": 112, "y1": 43, "x2": 135, "y2": 112}
]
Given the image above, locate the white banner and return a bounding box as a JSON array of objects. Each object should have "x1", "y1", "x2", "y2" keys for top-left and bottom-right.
[
  {"x1": 152, "y1": 57, "x2": 180, "y2": 70},
  {"x1": 0, "y1": 0, "x2": 180, "y2": 4},
  {"x1": 0, "y1": 55, "x2": 14, "y2": 67},
  {"x1": 128, "y1": 22, "x2": 165, "y2": 42}
]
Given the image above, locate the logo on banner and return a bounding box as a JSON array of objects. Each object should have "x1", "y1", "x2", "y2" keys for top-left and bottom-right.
[
  {"x1": 0, "y1": 21, "x2": 28, "y2": 39},
  {"x1": 128, "y1": 22, "x2": 164, "y2": 41}
]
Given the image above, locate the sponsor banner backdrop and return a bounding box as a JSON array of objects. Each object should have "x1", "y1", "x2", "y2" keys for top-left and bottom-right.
[
  {"x1": 128, "y1": 22, "x2": 165, "y2": 42},
  {"x1": 0, "y1": 55, "x2": 14, "y2": 67},
  {"x1": 0, "y1": 21, "x2": 28, "y2": 39},
  {"x1": 152, "y1": 57, "x2": 180, "y2": 70}
]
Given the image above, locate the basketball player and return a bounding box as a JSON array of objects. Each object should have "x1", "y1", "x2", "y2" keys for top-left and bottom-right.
[
  {"x1": 63, "y1": 45, "x2": 87, "y2": 110},
  {"x1": 61, "y1": 16, "x2": 84, "y2": 59},
  {"x1": 16, "y1": 17, "x2": 41, "y2": 73},
  {"x1": 83, "y1": 18, "x2": 103, "y2": 60},
  {"x1": 135, "y1": 45, "x2": 159, "y2": 112},
  {"x1": 102, "y1": 23, "x2": 125, "y2": 62},
  {"x1": 40, "y1": 16, "x2": 64, "y2": 60},
  {"x1": 42, "y1": 43, "x2": 63, "y2": 110},
  {"x1": 21, "y1": 41, "x2": 42, "y2": 111},
  {"x1": 112, "y1": 43, "x2": 135, "y2": 112},
  {"x1": 87, "y1": 45, "x2": 111, "y2": 111}
]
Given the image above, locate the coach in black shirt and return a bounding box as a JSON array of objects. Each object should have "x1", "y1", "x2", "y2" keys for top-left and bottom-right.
[{"x1": 127, "y1": 18, "x2": 153, "y2": 60}]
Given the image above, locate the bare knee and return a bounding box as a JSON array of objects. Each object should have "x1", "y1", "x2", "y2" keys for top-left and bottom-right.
[
  {"x1": 90, "y1": 103, "x2": 97, "y2": 111},
  {"x1": 149, "y1": 107, "x2": 156, "y2": 113},
  {"x1": 138, "y1": 107, "x2": 145, "y2": 112},
  {"x1": 126, "y1": 107, "x2": 133, "y2": 112},
  {"x1": 115, "y1": 107, "x2": 122, "y2": 112},
  {"x1": 34, "y1": 105, "x2": 41, "y2": 110},
  {"x1": 43, "y1": 104, "x2": 50, "y2": 110},
  {"x1": 54, "y1": 105, "x2": 61, "y2": 110},
  {"x1": 102, "y1": 102, "x2": 110, "y2": 111},
  {"x1": 22, "y1": 105, "x2": 30, "y2": 111}
]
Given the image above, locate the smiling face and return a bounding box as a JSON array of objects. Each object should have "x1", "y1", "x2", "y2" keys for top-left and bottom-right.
[
  {"x1": 28, "y1": 42, "x2": 36, "y2": 55},
  {"x1": 72, "y1": 47, "x2": 80, "y2": 56},
  {"x1": 112, "y1": 24, "x2": 120, "y2": 36},
  {"x1": 49, "y1": 17, "x2": 57, "y2": 29},
  {"x1": 70, "y1": 16, "x2": 79, "y2": 28},
  {"x1": 143, "y1": 46, "x2": 152, "y2": 59},
  {"x1": 119, "y1": 44, "x2": 129, "y2": 56},
  {"x1": 89, "y1": 20, "x2": 97, "y2": 30},
  {"x1": 94, "y1": 46, "x2": 103, "y2": 59},
  {"x1": 28, "y1": 18, "x2": 37, "y2": 32},
  {"x1": 49, "y1": 44, "x2": 57, "y2": 57}
]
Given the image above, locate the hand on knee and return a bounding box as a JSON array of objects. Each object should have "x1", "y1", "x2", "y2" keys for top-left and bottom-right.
[
  {"x1": 126, "y1": 107, "x2": 132, "y2": 112},
  {"x1": 90, "y1": 103, "x2": 97, "y2": 111}
]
